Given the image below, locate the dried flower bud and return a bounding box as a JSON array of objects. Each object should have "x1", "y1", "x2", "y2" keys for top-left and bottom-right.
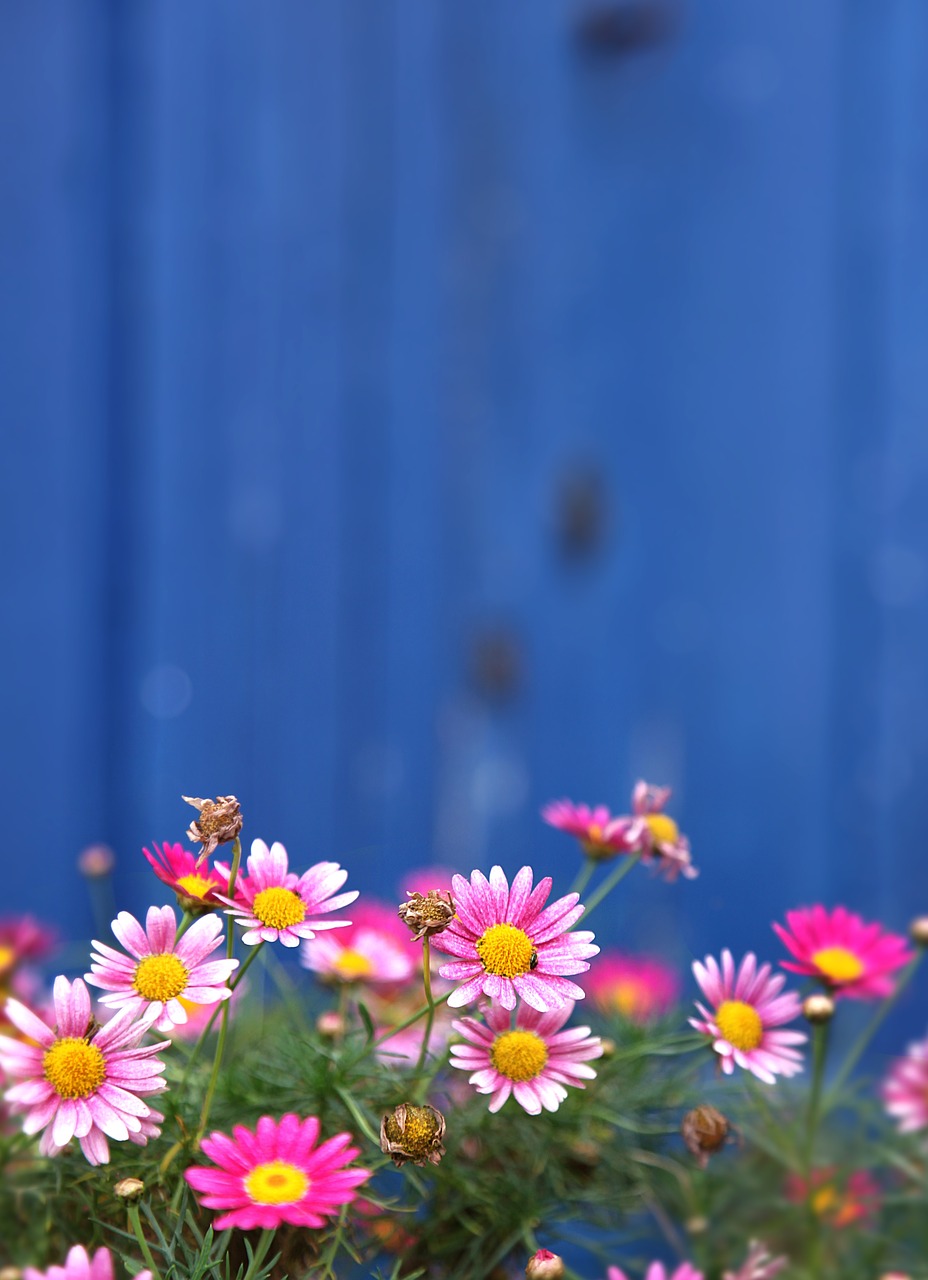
[
  {"x1": 380, "y1": 1102, "x2": 446, "y2": 1167},
  {"x1": 686, "y1": 1216, "x2": 708, "y2": 1235},
  {"x1": 526, "y1": 1250, "x2": 565, "y2": 1279},
  {"x1": 681, "y1": 1104, "x2": 730, "y2": 1167},
  {"x1": 182, "y1": 795, "x2": 243, "y2": 863},
  {"x1": 909, "y1": 917, "x2": 928, "y2": 948},
  {"x1": 803, "y1": 993, "x2": 836, "y2": 1025},
  {"x1": 78, "y1": 844, "x2": 115, "y2": 878},
  {"x1": 114, "y1": 1176, "x2": 145, "y2": 1202},
  {"x1": 397, "y1": 889, "x2": 456, "y2": 941},
  {"x1": 598, "y1": 1037, "x2": 616, "y2": 1058},
  {"x1": 316, "y1": 1011, "x2": 345, "y2": 1039}
]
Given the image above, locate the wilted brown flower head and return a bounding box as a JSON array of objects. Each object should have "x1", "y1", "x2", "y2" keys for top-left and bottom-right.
[
  {"x1": 525, "y1": 1250, "x2": 565, "y2": 1279},
  {"x1": 802, "y1": 993, "x2": 836, "y2": 1025},
  {"x1": 113, "y1": 1176, "x2": 145, "y2": 1202},
  {"x1": 681, "y1": 1103, "x2": 730, "y2": 1167},
  {"x1": 397, "y1": 889, "x2": 455, "y2": 941},
  {"x1": 182, "y1": 795, "x2": 243, "y2": 863},
  {"x1": 380, "y1": 1102, "x2": 446, "y2": 1167}
]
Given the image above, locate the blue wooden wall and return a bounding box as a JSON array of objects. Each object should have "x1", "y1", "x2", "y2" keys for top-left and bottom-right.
[{"x1": 2, "y1": 1, "x2": 928, "y2": 1039}]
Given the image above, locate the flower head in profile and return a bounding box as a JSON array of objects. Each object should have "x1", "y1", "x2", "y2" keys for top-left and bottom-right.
[
  {"x1": 85, "y1": 905, "x2": 238, "y2": 1031},
  {"x1": 143, "y1": 841, "x2": 231, "y2": 912},
  {"x1": 722, "y1": 1242, "x2": 788, "y2": 1280},
  {"x1": 223, "y1": 839, "x2": 357, "y2": 948},
  {"x1": 690, "y1": 950, "x2": 805, "y2": 1083},
  {"x1": 431, "y1": 866, "x2": 598, "y2": 1012},
  {"x1": 185, "y1": 1113, "x2": 370, "y2": 1230},
  {"x1": 0, "y1": 976, "x2": 167, "y2": 1165},
  {"x1": 450, "y1": 1000, "x2": 602, "y2": 1114},
  {"x1": 773, "y1": 905, "x2": 913, "y2": 1000},
  {"x1": 584, "y1": 951, "x2": 679, "y2": 1022},
  {"x1": 631, "y1": 781, "x2": 697, "y2": 880},
  {"x1": 882, "y1": 1037, "x2": 928, "y2": 1133},
  {"x1": 300, "y1": 901, "x2": 415, "y2": 985},
  {"x1": 542, "y1": 800, "x2": 643, "y2": 861},
  {"x1": 607, "y1": 1264, "x2": 703, "y2": 1280},
  {"x1": 23, "y1": 1245, "x2": 151, "y2": 1280},
  {"x1": 0, "y1": 916, "x2": 56, "y2": 981}
]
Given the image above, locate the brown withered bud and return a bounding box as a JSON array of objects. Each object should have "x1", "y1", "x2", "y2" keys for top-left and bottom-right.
[
  {"x1": 909, "y1": 916, "x2": 928, "y2": 948},
  {"x1": 114, "y1": 1176, "x2": 145, "y2": 1202},
  {"x1": 182, "y1": 795, "x2": 243, "y2": 863},
  {"x1": 681, "y1": 1104, "x2": 730, "y2": 1168},
  {"x1": 525, "y1": 1250, "x2": 566, "y2": 1279},
  {"x1": 803, "y1": 993, "x2": 836, "y2": 1025},
  {"x1": 380, "y1": 1102, "x2": 446, "y2": 1167},
  {"x1": 397, "y1": 889, "x2": 455, "y2": 941}
]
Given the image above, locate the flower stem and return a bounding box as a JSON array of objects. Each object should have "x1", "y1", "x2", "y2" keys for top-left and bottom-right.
[
  {"x1": 194, "y1": 838, "x2": 243, "y2": 1142},
  {"x1": 803, "y1": 1021, "x2": 829, "y2": 1174},
  {"x1": 415, "y1": 937, "x2": 435, "y2": 1076},
  {"x1": 174, "y1": 909, "x2": 195, "y2": 943},
  {"x1": 241, "y1": 1227, "x2": 276, "y2": 1280},
  {"x1": 568, "y1": 856, "x2": 596, "y2": 898},
  {"x1": 580, "y1": 853, "x2": 642, "y2": 920},
  {"x1": 128, "y1": 1204, "x2": 162, "y2": 1280}
]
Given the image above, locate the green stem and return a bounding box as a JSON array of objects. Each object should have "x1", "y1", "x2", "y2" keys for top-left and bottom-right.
[
  {"x1": 415, "y1": 937, "x2": 435, "y2": 1078},
  {"x1": 174, "y1": 910, "x2": 195, "y2": 943},
  {"x1": 367, "y1": 991, "x2": 451, "y2": 1052},
  {"x1": 568, "y1": 856, "x2": 597, "y2": 898},
  {"x1": 128, "y1": 1204, "x2": 162, "y2": 1280},
  {"x1": 803, "y1": 1021, "x2": 829, "y2": 1174},
  {"x1": 194, "y1": 839, "x2": 243, "y2": 1141},
  {"x1": 241, "y1": 1227, "x2": 276, "y2": 1280},
  {"x1": 581, "y1": 853, "x2": 642, "y2": 920},
  {"x1": 824, "y1": 949, "x2": 924, "y2": 1111}
]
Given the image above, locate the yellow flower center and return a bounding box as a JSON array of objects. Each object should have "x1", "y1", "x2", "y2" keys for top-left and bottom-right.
[
  {"x1": 0, "y1": 944, "x2": 16, "y2": 975},
  {"x1": 644, "y1": 814, "x2": 679, "y2": 845},
  {"x1": 175, "y1": 872, "x2": 216, "y2": 900},
  {"x1": 253, "y1": 886, "x2": 306, "y2": 930},
  {"x1": 476, "y1": 924, "x2": 535, "y2": 977},
  {"x1": 811, "y1": 947, "x2": 864, "y2": 983},
  {"x1": 490, "y1": 1029, "x2": 549, "y2": 1081},
  {"x1": 611, "y1": 980, "x2": 645, "y2": 1018},
  {"x1": 715, "y1": 1000, "x2": 764, "y2": 1051},
  {"x1": 333, "y1": 948, "x2": 374, "y2": 980},
  {"x1": 43, "y1": 1037, "x2": 106, "y2": 1099},
  {"x1": 243, "y1": 1159, "x2": 309, "y2": 1206},
  {"x1": 587, "y1": 823, "x2": 604, "y2": 842},
  {"x1": 134, "y1": 953, "x2": 189, "y2": 1002},
  {"x1": 811, "y1": 1185, "x2": 838, "y2": 1216}
]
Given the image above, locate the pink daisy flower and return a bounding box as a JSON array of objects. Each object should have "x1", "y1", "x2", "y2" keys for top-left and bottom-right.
[
  {"x1": 143, "y1": 841, "x2": 231, "y2": 910},
  {"x1": 85, "y1": 905, "x2": 238, "y2": 1032},
  {"x1": 185, "y1": 1112, "x2": 370, "y2": 1230},
  {"x1": 431, "y1": 865, "x2": 598, "y2": 1012},
  {"x1": 785, "y1": 1166, "x2": 879, "y2": 1227},
  {"x1": 541, "y1": 800, "x2": 643, "y2": 860},
  {"x1": 23, "y1": 1246, "x2": 151, "y2": 1280},
  {"x1": 689, "y1": 950, "x2": 806, "y2": 1083},
  {"x1": 222, "y1": 839, "x2": 358, "y2": 948},
  {"x1": 0, "y1": 916, "x2": 57, "y2": 980},
  {"x1": 300, "y1": 901, "x2": 416, "y2": 985},
  {"x1": 631, "y1": 781, "x2": 697, "y2": 881},
  {"x1": 882, "y1": 1037, "x2": 928, "y2": 1133},
  {"x1": 608, "y1": 1265, "x2": 703, "y2": 1280},
  {"x1": 584, "y1": 951, "x2": 679, "y2": 1022},
  {"x1": 773, "y1": 905, "x2": 913, "y2": 1000},
  {"x1": 0, "y1": 976, "x2": 167, "y2": 1165},
  {"x1": 450, "y1": 1000, "x2": 602, "y2": 1114}
]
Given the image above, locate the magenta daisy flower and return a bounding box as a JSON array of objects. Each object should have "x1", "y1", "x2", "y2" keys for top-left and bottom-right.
[
  {"x1": 0, "y1": 915, "x2": 56, "y2": 979},
  {"x1": 300, "y1": 900, "x2": 416, "y2": 985},
  {"x1": 450, "y1": 1000, "x2": 602, "y2": 1113},
  {"x1": 143, "y1": 841, "x2": 231, "y2": 909},
  {"x1": 223, "y1": 839, "x2": 358, "y2": 948},
  {"x1": 85, "y1": 905, "x2": 238, "y2": 1032},
  {"x1": 689, "y1": 950, "x2": 806, "y2": 1083},
  {"x1": 631, "y1": 780, "x2": 697, "y2": 881},
  {"x1": 431, "y1": 865, "x2": 598, "y2": 1012},
  {"x1": 0, "y1": 976, "x2": 167, "y2": 1165},
  {"x1": 541, "y1": 800, "x2": 643, "y2": 860},
  {"x1": 608, "y1": 1264, "x2": 703, "y2": 1280},
  {"x1": 882, "y1": 1037, "x2": 928, "y2": 1133},
  {"x1": 23, "y1": 1247, "x2": 151, "y2": 1280},
  {"x1": 185, "y1": 1113, "x2": 370, "y2": 1230},
  {"x1": 773, "y1": 905, "x2": 913, "y2": 1000},
  {"x1": 584, "y1": 951, "x2": 679, "y2": 1022}
]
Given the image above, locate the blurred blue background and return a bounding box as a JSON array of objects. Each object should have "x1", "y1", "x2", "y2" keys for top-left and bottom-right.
[{"x1": 2, "y1": 2, "x2": 927, "y2": 1039}]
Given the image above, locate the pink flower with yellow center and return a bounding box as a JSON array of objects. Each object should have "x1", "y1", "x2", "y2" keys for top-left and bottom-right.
[
  {"x1": 300, "y1": 901, "x2": 416, "y2": 985},
  {"x1": 0, "y1": 976, "x2": 167, "y2": 1165},
  {"x1": 785, "y1": 1167, "x2": 879, "y2": 1227},
  {"x1": 23, "y1": 1245, "x2": 151, "y2": 1280},
  {"x1": 222, "y1": 839, "x2": 357, "y2": 948},
  {"x1": 0, "y1": 916, "x2": 56, "y2": 981},
  {"x1": 541, "y1": 800, "x2": 644, "y2": 860},
  {"x1": 882, "y1": 1037, "x2": 928, "y2": 1133},
  {"x1": 773, "y1": 905, "x2": 913, "y2": 1000},
  {"x1": 85, "y1": 905, "x2": 238, "y2": 1032},
  {"x1": 584, "y1": 951, "x2": 679, "y2": 1022},
  {"x1": 689, "y1": 950, "x2": 805, "y2": 1083},
  {"x1": 450, "y1": 1000, "x2": 602, "y2": 1114},
  {"x1": 608, "y1": 1265, "x2": 703, "y2": 1280},
  {"x1": 431, "y1": 865, "x2": 598, "y2": 1012},
  {"x1": 185, "y1": 1113, "x2": 370, "y2": 1230},
  {"x1": 631, "y1": 781, "x2": 697, "y2": 881},
  {"x1": 143, "y1": 841, "x2": 230, "y2": 909}
]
